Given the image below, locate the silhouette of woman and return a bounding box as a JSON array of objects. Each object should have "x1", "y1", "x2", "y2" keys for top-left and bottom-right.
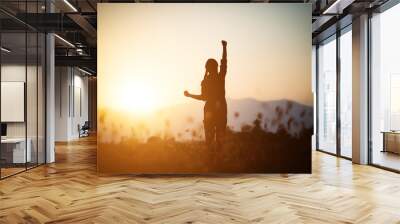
[{"x1": 184, "y1": 40, "x2": 228, "y2": 149}]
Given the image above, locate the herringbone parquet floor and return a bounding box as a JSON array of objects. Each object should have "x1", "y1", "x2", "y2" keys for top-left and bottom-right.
[{"x1": 1, "y1": 135, "x2": 400, "y2": 223}]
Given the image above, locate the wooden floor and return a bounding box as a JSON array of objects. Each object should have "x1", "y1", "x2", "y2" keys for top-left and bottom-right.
[
  {"x1": 372, "y1": 150, "x2": 400, "y2": 171},
  {"x1": 1, "y1": 167, "x2": 26, "y2": 178},
  {"x1": 1, "y1": 136, "x2": 400, "y2": 223}
]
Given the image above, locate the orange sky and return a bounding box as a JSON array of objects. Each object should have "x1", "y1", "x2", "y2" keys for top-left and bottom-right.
[{"x1": 98, "y1": 3, "x2": 312, "y2": 115}]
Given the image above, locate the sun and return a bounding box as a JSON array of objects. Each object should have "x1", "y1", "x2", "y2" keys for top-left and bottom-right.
[{"x1": 115, "y1": 82, "x2": 160, "y2": 115}]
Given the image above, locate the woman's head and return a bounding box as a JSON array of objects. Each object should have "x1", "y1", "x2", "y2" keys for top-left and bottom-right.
[{"x1": 205, "y1": 58, "x2": 218, "y2": 75}]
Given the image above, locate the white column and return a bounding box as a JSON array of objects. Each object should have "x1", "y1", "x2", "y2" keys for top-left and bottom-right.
[
  {"x1": 352, "y1": 14, "x2": 369, "y2": 164},
  {"x1": 45, "y1": 1, "x2": 56, "y2": 163},
  {"x1": 46, "y1": 33, "x2": 55, "y2": 163}
]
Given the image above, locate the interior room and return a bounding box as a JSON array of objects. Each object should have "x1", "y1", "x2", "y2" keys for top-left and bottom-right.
[
  {"x1": 0, "y1": 26, "x2": 46, "y2": 178},
  {"x1": 0, "y1": 0, "x2": 400, "y2": 223},
  {"x1": 370, "y1": 3, "x2": 400, "y2": 171}
]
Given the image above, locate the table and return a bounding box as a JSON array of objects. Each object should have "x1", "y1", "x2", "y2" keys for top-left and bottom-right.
[
  {"x1": 381, "y1": 131, "x2": 400, "y2": 154},
  {"x1": 1, "y1": 138, "x2": 32, "y2": 164}
]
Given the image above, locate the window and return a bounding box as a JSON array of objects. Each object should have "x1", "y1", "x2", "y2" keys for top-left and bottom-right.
[
  {"x1": 316, "y1": 25, "x2": 353, "y2": 159},
  {"x1": 370, "y1": 3, "x2": 400, "y2": 171},
  {"x1": 317, "y1": 35, "x2": 337, "y2": 154},
  {"x1": 339, "y1": 27, "x2": 352, "y2": 158}
]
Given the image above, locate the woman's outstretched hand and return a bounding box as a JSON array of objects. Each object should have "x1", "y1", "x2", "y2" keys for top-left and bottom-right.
[
  {"x1": 184, "y1": 90, "x2": 190, "y2": 97},
  {"x1": 221, "y1": 40, "x2": 227, "y2": 47}
]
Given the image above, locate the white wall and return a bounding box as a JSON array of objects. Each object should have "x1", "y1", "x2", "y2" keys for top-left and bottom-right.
[
  {"x1": 1, "y1": 65, "x2": 39, "y2": 137},
  {"x1": 1, "y1": 65, "x2": 26, "y2": 140},
  {"x1": 72, "y1": 73, "x2": 89, "y2": 138},
  {"x1": 55, "y1": 67, "x2": 70, "y2": 141},
  {"x1": 55, "y1": 67, "x2": 89, "y2": 141}
]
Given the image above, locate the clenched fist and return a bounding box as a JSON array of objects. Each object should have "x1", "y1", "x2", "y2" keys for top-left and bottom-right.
[{"x1": 221, "y1": 40, "x2": 227, "y2": 47}]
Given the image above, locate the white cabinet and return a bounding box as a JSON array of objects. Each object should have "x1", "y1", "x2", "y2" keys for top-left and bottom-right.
[{"x1": 1, "y1": 138, "x2": 32, "y2": 163}]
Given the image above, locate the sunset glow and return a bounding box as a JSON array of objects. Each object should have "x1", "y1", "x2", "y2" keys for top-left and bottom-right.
[
  {"x1": 98, "y1": 4, "x2": 312, "y2": 113},
  {"x1": 97, "y1": 4, "x2": 312, "y2": 173},
  {"x1": 112, "y1": 81, "x2": 161, "y2": 115}
]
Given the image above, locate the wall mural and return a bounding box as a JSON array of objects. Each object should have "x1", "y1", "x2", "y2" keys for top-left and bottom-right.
[{"x1": 98, "y1": 3, "x2": 312, "y2": 173}]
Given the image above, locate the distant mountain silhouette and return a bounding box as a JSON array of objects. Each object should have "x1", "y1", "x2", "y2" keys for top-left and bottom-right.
[{"x1": 157, "y1": 98, "x2": 313, "y2": 141}]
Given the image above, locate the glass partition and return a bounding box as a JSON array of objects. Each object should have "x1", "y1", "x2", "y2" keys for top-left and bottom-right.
[
  {"x1": 1, "y1": 31, "x2": 28, "y2": 177},
  {"x1": 0, "y1": 2, "x2": 46, "y2": 179}
]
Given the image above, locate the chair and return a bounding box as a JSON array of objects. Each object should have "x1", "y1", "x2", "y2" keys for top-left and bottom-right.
[{"x1": 79, "y1": 121, "x2": 90, "y2": 138}]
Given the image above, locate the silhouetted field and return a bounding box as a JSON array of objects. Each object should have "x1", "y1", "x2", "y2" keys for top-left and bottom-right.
[{"x1": 98, "y1": 108, "x2": 312, "y2": 173}]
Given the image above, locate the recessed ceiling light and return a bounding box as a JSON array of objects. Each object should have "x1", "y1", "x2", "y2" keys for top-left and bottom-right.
[
  {"x1": 63, "y1": 0, "x2": 78, "y2": 12},
  {"x1": 78, "y1": 67, "x2": 93, "y2": 76},
  {"x1": 1, "y1": 47, "x2": 11, "y2": 53},
  {"x1": 54, "y1": 34, "x2": 75, "y2": 48},
  {"x1": 322, "y1": 0, "x2": 353, "y2": 15}
]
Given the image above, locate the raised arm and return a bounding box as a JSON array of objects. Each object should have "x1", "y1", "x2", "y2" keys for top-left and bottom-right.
[
  {"x1": 220, "y1": 40, "x2": 227, "y2": 77},
  {"x1": 184, "y1": 91, "x2": 206, "y2": 101}
]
